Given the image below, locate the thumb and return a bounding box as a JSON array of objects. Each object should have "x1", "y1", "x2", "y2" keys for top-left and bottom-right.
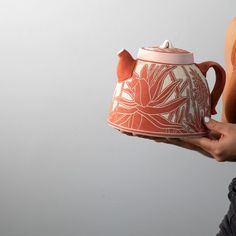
[{"x1": 203, "y1": 116, "x2": 227, "y2": 135}]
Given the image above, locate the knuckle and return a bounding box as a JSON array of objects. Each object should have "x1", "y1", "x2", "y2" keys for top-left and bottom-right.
[
  {"x1": 214, "y1": 155, "x2": 226, "y2": 162},
  {"x1": 213, "y1": 146, "x2": 226, "y2": 162},
  {"x1": 213, "y1": 146, "x2": 224, "y2": 157}
]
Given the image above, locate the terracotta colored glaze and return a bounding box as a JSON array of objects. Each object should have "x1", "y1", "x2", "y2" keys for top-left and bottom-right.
[{"x1": 107, "y1": 41, "x2": 226, "y2": 138}]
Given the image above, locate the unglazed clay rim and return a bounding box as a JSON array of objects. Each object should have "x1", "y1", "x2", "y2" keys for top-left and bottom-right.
[
  {"x1": 107, "y1": 120, "x2": 209, "y2": 138},
  {"x1": 137, "y1": 48, "x2": 194, "y2": 65}
]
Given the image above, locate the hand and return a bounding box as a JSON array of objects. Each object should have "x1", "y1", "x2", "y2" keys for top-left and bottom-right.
[
  {"x1": 119, "y1": 129, "x2": 214, "y2": 158},
  {"x1": 178, "y1": 117, "x2": 236, "y2": 162},
  {"x1": 117, "y1": 117, "x2": 236, "y2": 162},
  {"x1": 154, "y1": 136, "x2": 214, "y2": 159},
  {"x1": 152, "y1": 117, "x2": 223, "y2": 160}
]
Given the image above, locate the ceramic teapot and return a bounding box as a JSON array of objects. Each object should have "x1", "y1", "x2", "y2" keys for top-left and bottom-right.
[{"x1": 107, "y1": 40, "x2": 226, "y2": 138}]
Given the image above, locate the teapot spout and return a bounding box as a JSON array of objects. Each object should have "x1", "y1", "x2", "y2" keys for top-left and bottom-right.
[{"x1": 117, "y1": 49, "x2": 136, "y2": 82}]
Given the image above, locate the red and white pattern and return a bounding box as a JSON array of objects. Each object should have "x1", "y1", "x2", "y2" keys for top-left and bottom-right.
[{"x1": 107, "y1": 61, "x2": 211, "y2": 137}]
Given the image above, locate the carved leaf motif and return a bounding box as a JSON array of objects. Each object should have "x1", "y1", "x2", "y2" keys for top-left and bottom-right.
[{"x1": 111, "y1": 63, "x2": 190, "y2": 134}]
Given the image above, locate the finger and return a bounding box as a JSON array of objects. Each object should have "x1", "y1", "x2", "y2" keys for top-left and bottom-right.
[
  {"x1": 180, "y1": 136, "x2": 218, "y2": 153},
  {"x1": 157, "y1": 138, "x2": 194, "y2": 149},
  {"x1": 154, "y1": 137, "x2": 170, "y2": 142},
  {"x1": 166, "y1": 138, "x2": 199, "y2": 150},
  {"x1": 134, "y1": 134, "x2": 155, "y2": 140},
  {"x1": 203, "y1": 117, "x2": 228, "y2": 135},
  {"x1": 160, "y1": 138, "x2": 213, "y2": 158},
  {"x1": 127, "y1": 132, "x2": 158, "y2": 140},
  {"x1": 120, "y1": 130, "x2": 133, "y2": 136},
  {"x1": 208, "y1": 130, "x2": 221, "y2": 140}
]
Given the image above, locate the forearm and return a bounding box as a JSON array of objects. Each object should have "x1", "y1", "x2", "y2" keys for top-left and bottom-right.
[{"x1": 221, "y1": 18, "x2": 236, "y2": 123}]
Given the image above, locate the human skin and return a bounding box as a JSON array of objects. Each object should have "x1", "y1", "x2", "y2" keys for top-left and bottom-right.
[
  {"x1": 121, "y1": 18, "x2": 236, "y2": 162},
  {"x1": 163, "y1": 117, "x2": 236, "y2": 162},
  {"x1": 157, "y1": 17, "x2": 236, "y2": 162}
]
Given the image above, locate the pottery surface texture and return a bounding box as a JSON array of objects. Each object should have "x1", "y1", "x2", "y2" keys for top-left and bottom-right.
[{"x1": 107, "y1": 40, "x2": 226, "y2": 138}]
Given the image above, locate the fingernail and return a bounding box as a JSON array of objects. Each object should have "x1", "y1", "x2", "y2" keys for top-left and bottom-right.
[{"x1": 204, "y1": 116, "x2": 210, "y2": 123}]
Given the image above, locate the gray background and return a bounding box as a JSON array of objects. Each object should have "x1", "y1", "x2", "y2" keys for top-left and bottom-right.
[{"x1": 0, "y1": 0, "x2": 235, "y2": 235}]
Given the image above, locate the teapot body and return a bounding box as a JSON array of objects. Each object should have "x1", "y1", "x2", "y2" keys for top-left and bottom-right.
[
  {"x1": 108, "y1": 59, "x2": 211, "y2": 137},
  {"x1": 107, "y1": 42, "x2": 225, "y2": 138}
]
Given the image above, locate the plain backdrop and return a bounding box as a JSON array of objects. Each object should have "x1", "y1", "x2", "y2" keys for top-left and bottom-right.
[{"x1": 0, "y1": 0, "x2": 235, "y2": 235}]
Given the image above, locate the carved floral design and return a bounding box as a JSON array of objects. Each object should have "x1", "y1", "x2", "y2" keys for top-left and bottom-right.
[
  {"x1": 190, "y1": 68, "x2": 209, "y2": 110},
  {"x1": 108, "y1": 63, "x2": 211, "y2": 136},
  {"x1": 109, "y1": 64, "x2": 188, "y2": 133}
]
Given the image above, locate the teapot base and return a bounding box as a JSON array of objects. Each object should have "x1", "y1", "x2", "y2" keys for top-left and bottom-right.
[{"x1": 108, "y1": 121, "x2": 208, "y2": 139}]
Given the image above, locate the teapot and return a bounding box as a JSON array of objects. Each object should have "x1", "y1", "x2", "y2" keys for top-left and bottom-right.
[{"x1": 107, "y1": 40, "x2": 226, "y2": 138}]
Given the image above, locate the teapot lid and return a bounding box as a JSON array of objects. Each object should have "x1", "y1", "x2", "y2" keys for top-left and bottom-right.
[{"x1": 137, "y1": 40, "x2": 194, "y2": 65}]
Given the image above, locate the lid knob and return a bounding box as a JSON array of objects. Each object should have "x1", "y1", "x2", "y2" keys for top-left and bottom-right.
[{"x1": 159, "y1": 40, "x2": 174, "y2": 49}]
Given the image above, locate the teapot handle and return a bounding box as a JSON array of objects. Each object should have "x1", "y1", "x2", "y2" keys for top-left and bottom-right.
[{"x1": 196, "y1": 61, "x2": 226, "y2": 115}]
